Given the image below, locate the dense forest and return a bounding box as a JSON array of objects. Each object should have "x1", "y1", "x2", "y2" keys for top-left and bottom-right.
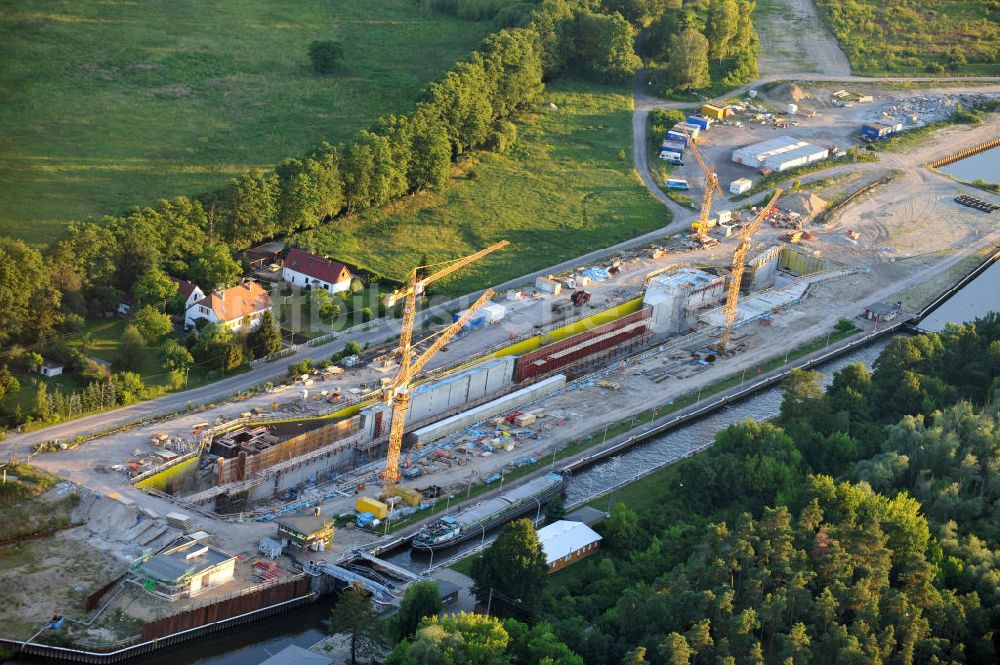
[{"x1": 433, "y1": 316, "x2": 1000, "y2": 663}]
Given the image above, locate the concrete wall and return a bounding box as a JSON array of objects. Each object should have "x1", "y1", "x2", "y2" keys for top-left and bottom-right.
[
  {"x1": 407, "y1": 356, "x2": 515, "y2": 424},
  {"x1": 779, "y1": 248, "x2": 828, "y2": 276},
  {"x1": 411, "y1": 374, "x2": 568, "y2": 445},
  {"x1": 746, "y1": 246, "x2": 782, "y2": 292},
  {"x1": 247, "y1": 441, "x2": 356, "y2": 502}
]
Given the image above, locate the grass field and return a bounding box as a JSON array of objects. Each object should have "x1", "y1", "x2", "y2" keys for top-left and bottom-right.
[
  {"x1": 295, "y1": 80, "x2": 668, "y2": 297},
  {"x1": 0, "y1": 0, "x2": 493, "y2": 243},
  {"x1": 814, "y1": 0, "x2": 1000, "y2": 76}
]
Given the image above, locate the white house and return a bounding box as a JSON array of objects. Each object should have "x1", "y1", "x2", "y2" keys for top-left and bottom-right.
[
  {"x1": 38, "y1": 360, "x2": 64, "y2": 378},
  {"x1": 170, "y1": 277, "x2": 205, "y2": 310},
  {"x1": 185, "y1": 281, "x2": 273, "y2": 331},
  {"x1": 281, "y1": 248, "x2": 352, "y2": 294}
]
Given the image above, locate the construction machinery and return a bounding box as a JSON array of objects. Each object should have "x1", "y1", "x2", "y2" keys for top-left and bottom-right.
[
  {"x1": 570, "y1": 290, "x2": 592, "y2": 307},
  {"x1": 684, "y1": 129, "x2": 725, "y2": 243},
  {"x1": 379, "y1": 241, "x2": 508, "y2": 493},
  {"x1": 717, "y1": 190, "x2": 783, "y2": 355}
]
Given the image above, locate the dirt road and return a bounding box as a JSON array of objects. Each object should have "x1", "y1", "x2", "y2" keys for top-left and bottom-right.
[{"x1": 756, "y1": 0, "x2": 852, "y2": 77}]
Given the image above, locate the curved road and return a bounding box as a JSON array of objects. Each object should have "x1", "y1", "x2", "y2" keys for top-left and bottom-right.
[{"x1": 631, "y1": 70, "x2": 1000, "y2": 212}]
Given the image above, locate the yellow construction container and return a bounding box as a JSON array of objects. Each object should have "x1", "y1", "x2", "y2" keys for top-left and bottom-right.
[
  {"x1": 701, "y1": 104, "x2": 730, "y2": 120},
  {"x1": 398, "y1": 488, "x2": 422, "y2": 507},
  {"x1": 356, "y1": 496, "x2": 389, "y2": 519}
]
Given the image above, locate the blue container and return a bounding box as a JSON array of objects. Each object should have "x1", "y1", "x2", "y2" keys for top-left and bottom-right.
[
  {"x1": 686, "y1": 116, "x2": 710, "y2": 130},
  {"x1": 661, "y1": 140, "x2": 686, "y2": 154},
  {"x1": 666, "y1": 131, "x2": 688, "y2": 145}
]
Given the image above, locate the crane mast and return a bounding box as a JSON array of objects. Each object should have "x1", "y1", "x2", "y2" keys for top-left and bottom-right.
[
  {"x1": 717, "y1": 190, "x2": 782, "y2": 355},
  {"x1": 684, "y1": 130, "x2": 724, "y2": 242},
  {"x1": 380, "y1": 242, "x2": 508, "y2": 492}
]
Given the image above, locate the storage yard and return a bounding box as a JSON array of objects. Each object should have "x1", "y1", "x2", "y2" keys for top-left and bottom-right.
[{"x1": 3, "y1": 78, "x2": 999, "y2": 652}]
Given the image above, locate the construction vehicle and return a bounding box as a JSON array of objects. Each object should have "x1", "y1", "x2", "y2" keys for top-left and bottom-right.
[
  {"x1": 683, "y1": 129, "x2": 725, "y2": 244},
  {"x1": 717, "y1": 190, "x2": 783, "y2": 355},
  {"x1": 570, "y1": 290, "x2": 591, "y2": 307},
  {"x1": 377, "y1": 241, "x2": 509, "y2": 495}
]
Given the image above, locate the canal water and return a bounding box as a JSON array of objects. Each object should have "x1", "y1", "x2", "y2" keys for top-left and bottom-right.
[
  {"x1": 938, "y1": 147, "x2": 1000, "y2": 184},
  {"x1": 919, "y1": 260, "x2": 1000, "y2": 333}
]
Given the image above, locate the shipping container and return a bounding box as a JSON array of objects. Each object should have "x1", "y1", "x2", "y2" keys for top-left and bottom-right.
[
  {"x1": 535, "y1": 276, "x2": 562, "y2": 294},
  {"x1": 675, "y1": 122, "x2": 701, "y2": 139},
  {"x1": 480, "y1": 303, "x2": 507, "y2": 324},
  {"x1": 730, "y1": 178, "x2": 753, "y2": 194},
  {"x1": 686, "y1": 116, "x2": 710, "y2": 131},
  {"x1": 356, "y1": 497, "x2": 389, "y2": 519},
  {"x1": 701, "y1": 103, "x2": 731, "y2": 120},
  {"x1": 861, "y1": 122, "x2": 903, "y2": 140},
  {"x1": 665, "y1": 130, "x2": 688, "y2": 145},
  {"x1": 661, "y1": 139, "x2": 686, "y2": 154},
  {"x1": 666, "y1": 179, "x2": 690, "y2": 190}
]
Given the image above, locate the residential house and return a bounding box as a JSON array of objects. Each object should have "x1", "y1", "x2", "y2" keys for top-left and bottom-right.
[
  {"x1": 135, "y1": 535, "x2": 236, "y2": 600},
  {"x1": 281, "y1": 248, "x2": 353, "y2": 294},
  {"x1": 170, "y1": 277, "x2": 205, "y2": 310},
  {"x1": 536, "y1": 520, "x2": 603, "y2": 574},
  {"x1": 185, "y1": 281, "x2": 273, "y2": 331}
]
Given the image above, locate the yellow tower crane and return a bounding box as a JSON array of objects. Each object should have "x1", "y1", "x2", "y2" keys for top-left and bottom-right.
[
  {"x1": 684, "y1": 130, "x2": 725, "y2": 243},
  {"x1": 380, "y1": 241, "x2": 509, "y2": 493},
  {"x1": 717, "y1": 190, "x2": 783, "y2": 355}
]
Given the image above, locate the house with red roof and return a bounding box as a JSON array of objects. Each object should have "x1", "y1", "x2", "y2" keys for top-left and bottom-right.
[
  {"x1": 169, "y1": 276, "x2": 205, "y2": 310},
  {"x1": 184, "y1": 281, "x2": 273, "y2": 331},
  {"x1": 281, "y1": 248, "x2": 353, "y2": 294}
]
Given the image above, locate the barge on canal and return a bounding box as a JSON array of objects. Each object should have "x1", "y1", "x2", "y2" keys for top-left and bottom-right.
[{"x1": 411, "y1": 472, "x2": 567, "y2": 552}]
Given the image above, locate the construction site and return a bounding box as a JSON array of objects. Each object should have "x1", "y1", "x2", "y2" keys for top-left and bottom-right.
[{"x1": 2, "y1": 79, "x2": 999, "y2": 658}]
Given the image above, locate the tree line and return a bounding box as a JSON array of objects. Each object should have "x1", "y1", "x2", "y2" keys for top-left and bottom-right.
[{"x1": 437, "y1": 314, "x2": 1000, "y2": 663}]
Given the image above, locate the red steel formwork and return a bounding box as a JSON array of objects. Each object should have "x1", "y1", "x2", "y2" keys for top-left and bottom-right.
[{"x1": 515, "y1": 308, "x2": 651, "y2": 382}]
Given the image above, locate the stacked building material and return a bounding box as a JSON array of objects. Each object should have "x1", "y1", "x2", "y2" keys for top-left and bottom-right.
[{"x1": 166, "y1": 512, "x2": 193, "y2": 531}]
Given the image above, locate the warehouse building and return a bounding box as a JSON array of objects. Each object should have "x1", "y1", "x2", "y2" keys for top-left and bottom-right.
[{"x1": 732, "y1": 136, "x2": 829, "y2": 173}]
